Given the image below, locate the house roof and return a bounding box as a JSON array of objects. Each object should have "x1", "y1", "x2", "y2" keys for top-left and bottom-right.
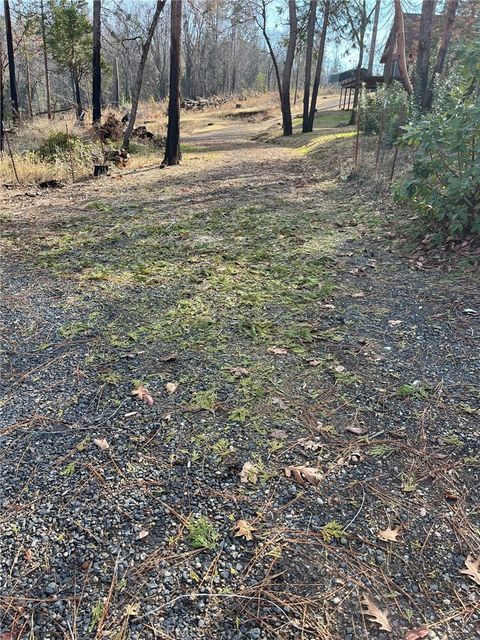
[{"x1": 380, "y1": 12, "x2": 443, "y2": 64}]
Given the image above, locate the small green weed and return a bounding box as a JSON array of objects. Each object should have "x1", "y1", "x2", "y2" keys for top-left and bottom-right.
[
  {"x1": 191, "y1": 389, "x2": 217, "y2": 411},
  {"x1": 368, "y1": 444, "x2": 395, "y2": 458},
  {"x1": 60, "y1": 462, "x2": 76, "y2": 477},
  {"x1": 186, "y1": 516, "x2": 219, "y2": 550},
  {"x1": 321, "y1": 520, "x2": 344, "y2": 543},
  {"x1": 88, "y1": 600, "x2": 105, "y2": 633},
  {"x1": 396, "y1": 382, "x2": 430, "y2": 400}
]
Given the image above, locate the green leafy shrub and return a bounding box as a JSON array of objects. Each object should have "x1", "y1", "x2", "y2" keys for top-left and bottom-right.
[
  {"x1": 359, "y1": 82, "x2": 407, "y2": 146},
  {"x1": 36, "y1": 131, "x2": 95, "y2": 165},
  {"x1": 396, "y1": 43, "x2": 480, "y2": 238}
]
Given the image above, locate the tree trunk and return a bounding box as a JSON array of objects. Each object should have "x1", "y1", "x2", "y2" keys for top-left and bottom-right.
[
  {"x1": 25, "y1": 46, "x2": 33, "y2": 118},
  {"x1": 348, "y1": 41, "x2": 365, "y2": 125},
  {"x1": 302, "y1": 0, "x2": 317, "y2": 132},
  {"x1": 394, "y1": 0, "x2": 413, "y2": 95},
  {"x1": 92, "y1": 0, "x2": 102, "y2": 126},
  {"x1": 72, "y1": 71, "x2": 83, "y2": 119},
  {"x1": 0, "y1": 37, "x2": 4, "y2": 151},
  {"x1": 163, "y1": 0, "x2": 182, "y2": 166},
  {"x1": 40, "y1": 0, "x2": 52, "y2": 119},
  {"x1": 367, "y1": 0, "x2": 381, "y2": 75},
  {"x1": 122, "y1": 0, "x2": 167, "y2": 150},
  {"x1": 4, "y1": 0, "x2": 19, "y2": 122},
  {"x1": 305, "y1": 0, "x2": 330, "y2": 133},
  {"x1": 415, "y1": 0, "x2": 437, "y2": 108},
  {"x1": 258, "y1": 0, "x2": 283, "y2": 107},
  {"x1": 281, "y1": 0, "x2": 298, "y2": 136},
  {"x1": 423, "y1": 0, "x2": 459, "y2": 110},
  {"x1": 112, "y1": 57, "x2": 120, "y2": 106}
]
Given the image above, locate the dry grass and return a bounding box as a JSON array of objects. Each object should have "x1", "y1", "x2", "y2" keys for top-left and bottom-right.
[{"x1": 0, "y1": 92, "x2": 283, "y2": 188}]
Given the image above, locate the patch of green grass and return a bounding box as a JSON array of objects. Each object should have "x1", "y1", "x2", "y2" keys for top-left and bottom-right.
[
  {"x1": 186, "y1": 516, "x2": 219, "y2": 550},
  {"x1": 60, "y1": 462, "x2": 76, "y2": 477},
  {"x1": 212, "y1": 438, "x2": 234, "y2": 459},
  {"x1": 396, "y1": 382, "x2": 430, "y2": 400},
  {"x1": 368, "y1": 444, "x2": 395, "y2": 458},
  {"x1": 321, "y1": 520, "x2": 344, "y2": 543},
  {"x1": 191, "y1": 389, "x2": 217, "y2": 411}
]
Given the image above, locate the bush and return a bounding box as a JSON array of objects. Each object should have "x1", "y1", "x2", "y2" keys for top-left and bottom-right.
[
  {"x1": 396, "y1": 42, "x2": 480, "y2": 238},
  {"x1": 359, "y1": 82, "x2": 407, "y2": 146},
  {"x1": 36, "y1": 131, "x2": 93, "y2": 164}
]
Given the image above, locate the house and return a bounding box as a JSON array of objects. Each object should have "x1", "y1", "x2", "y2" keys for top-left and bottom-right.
[{"x1": 381, "y1": 12, "x2": 444, "y2": 83}]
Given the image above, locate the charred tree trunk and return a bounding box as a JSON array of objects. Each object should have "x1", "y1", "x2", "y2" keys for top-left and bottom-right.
[
  {"x1": 112, "y1": 57, "x2": 120, "y2": 107},
  {"x1": 415, "y1": 0, "x2": 437, "y2": 108},
  {"x1": 122, "y1": 0, "x2": 166, "y2": 150},
  {"x1": 25, "y1": 46, "x2": 33, "y2": 118},
  {"x1": 4, "y1": 0, "x2": 19, "y2": 122},
  {"x1": 163, "y1": 0, "x2": 182, "y2": 166},
  {"x1": 394, "y1": 0, "x2": 413, "y2": 95},
  {"x1": 281, "y1": 0, "x2": 298, "y2": 136},
  {"x1": 305, "y1": 0, "x2": 330, "y2": 133},
  {"x1": 367, "y1": 0, "x2": 381, "y2": 75},
  {"x1": 72, "y1": 71, "x2": 83, "y2": 119},
  {"x1": 424, "y1": 0, "x2": 459, "y2": 110},
  {"x1": 92, "y1": 0, "x2": 102, "y2": 126},
  {"x1": 302, "y1": 0, "x2": 317, "y2": 132},
  {"x1": 40, "y1": 0, "x2": 52, "y2": 119},
  {"x1": 0, "y1": 38, "x2": 4, "y2": 151}
]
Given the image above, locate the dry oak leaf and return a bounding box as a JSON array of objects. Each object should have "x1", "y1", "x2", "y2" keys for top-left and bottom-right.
[
  {"x1": 228, "y1": 366, "x2": 250, "y2": 377},
  {"x1": 377, "y1": 525, "x2": 401, "y2": 543},
  {"x1": 233, "y1": 519, "x2": 256, "y2": 541},
  {"x1": 132, "y1": 384, "x2": 154, "y2": 406},
  {"x1": 160, "y1": 352, "x2": 177, "y2": 362},
  {"x1": 460, "y1": 554, "x2": 480, "y2": 586},
  {"x1": 388, "y1": 319, "x2": 403, "y2": 327},
  {"x1": 270, "y1": 428, "x2": 287, "y2": 440},
  {"x1": 136, "y1": 529, "x2": 149, "y2": 540},
  {"x1": 165, "y1": 381, "x2": 178, "y2": 395},
  {"x1": 345, "y1": 425, "x2": 367, "y2": 436},
  {"x1": 240, "y1": 462, "x2": 258, "y2": 484},
  {"x1": 284, "y1": 465, "x2": 322, "y2": 486},
  {"x1": 267, "y1": 346, "x2": 288, "y2": 355},
  {"x1": 405, "y1": 627, "x2": 430, "y2": 640},
  {"x1": 308, "y1": 359, "x2": 322, "y2": 367},
  {"x1": 360, "y1": 593, "x2": 392, "y2": 632},
  {"x1": 93, "y1": 438, "x2": 110, "y2": 451}
]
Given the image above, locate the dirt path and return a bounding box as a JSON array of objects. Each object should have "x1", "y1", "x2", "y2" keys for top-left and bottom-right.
[{"x1": 1, "y1": 119, "x2": 479, "y2": 640}]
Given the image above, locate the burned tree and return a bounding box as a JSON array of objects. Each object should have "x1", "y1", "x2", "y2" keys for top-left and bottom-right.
[{"x1": 163, "y1": 0, "x2": 182, "y2": 166}]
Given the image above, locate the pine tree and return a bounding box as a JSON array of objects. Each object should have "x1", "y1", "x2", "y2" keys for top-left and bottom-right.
[{"x1": 47, "y1": 0, "x2": 92, "y2": 119}]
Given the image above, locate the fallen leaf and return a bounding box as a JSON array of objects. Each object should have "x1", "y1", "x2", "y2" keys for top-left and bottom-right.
[
  {"x1": 160, "y1": 352, "x2": 177, "y2": 362},
  {"x1": 132, "y1": 384, "x2": 154, "y2": 406},
  {"x1": 303, "y1": 440, "x2": 322, "y2": 451},
  {"x1": 228, "y1": 366, "x2": 250, "y2": 377},
  {"x1": 24, "y1": 549, "x2": 33, "y2": 562},
  {"x1": 360, "y1": 593, "x2": 392, "y2": 632},
  {"x1": 233, "y1": 519, "x2": 256, "y2": 541},
  {"x1": 270, "y1": 429, "x2": 287, "y2": 439},
  {"x1": 137, "y1": 529, "x2": 149, "y2": 540},
  {"x1": 272, "y1": 396, "x2": 287, "y2": 410},
  {"x1": 405, "y1": 627, "x2": 430, "y2": 640},
  {"x1": 460, "y1": 554, "x2": 480, "y2": 586},
  {"x1": 124, "y1": 411, "x2": 138, "y2": 418},
  {"x1": 345, "y1": 425, "x2": 367, "y2": 435},
  {"x1": 444, "y1": 490, "x2": 459, "y2": 501},
  {"x1": 388, "y1": 319, "x2": 403, "y2": 327},
  {"x1": 240, "y1": 462, "x2": 258, "y2": 484},
  {"x1": 267, "y1": 346, "x2": 288, "y2": 355},
  {"x1": 124, "y1": 602, "x2": 141, "y2": 617},
  {"x1": 284, "y1": 465, "x2": 322, "y2": 486},
  {"x1": 93, "y1": 438, "x2": 110, "y2": 451},
  {"x1": 334, "y1": 365, "x2": 345, "y2": 373},
  {"x1": 0, "y1": 634, "x2": 15, "y2": 640},
  {"x1": 308, "y1": 359, "x2": 322, "y2": 367},
  {"x1": 351, "y1": 291, "x2": 365, "y2": 298},
  {"x1": 165, "y1": 381, "x2": 178, "y2": 395},
  {"x1": 377, "y1": 525, "x2": 401, "y2": 542}
]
